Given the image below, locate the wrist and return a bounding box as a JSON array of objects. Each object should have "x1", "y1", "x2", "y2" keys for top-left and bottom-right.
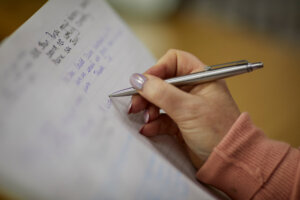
[{"x1": 196, "y1": 112, "x2": 291, "y2": 199}]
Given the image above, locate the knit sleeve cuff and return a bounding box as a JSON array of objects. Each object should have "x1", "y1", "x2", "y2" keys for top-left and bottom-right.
[{"x1": 196, "y1": 113, "x2": 290, "y2": 199}]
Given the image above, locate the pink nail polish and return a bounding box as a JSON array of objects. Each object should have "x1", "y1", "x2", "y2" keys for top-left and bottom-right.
[
  {"x1": 127, "y1": 102, "x2": 132, "y2": 114},
  {"x1": 144, "y1": 110, "x2": 149, "y2": 123},
  {"x1": 139, "y1": 126, "x2": 145, "y2": 134},
  {"x1": 130, "y1": 73, "x2": 147, "y2": 90}
]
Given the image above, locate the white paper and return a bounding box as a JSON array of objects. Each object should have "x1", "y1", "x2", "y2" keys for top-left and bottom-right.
[{"x1": 0, "y1": 1, "x2": 218, "y2": 199}]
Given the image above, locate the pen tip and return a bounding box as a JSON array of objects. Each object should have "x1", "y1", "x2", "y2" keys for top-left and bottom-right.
[{"x1": 108, "y1": 92, "x2": 119, "y2": 97}]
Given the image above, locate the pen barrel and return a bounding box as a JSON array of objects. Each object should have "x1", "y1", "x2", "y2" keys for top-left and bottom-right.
[
  {"x1": 109, "y1": 62, "x2": 263, "y2": 97},
  {"x1": 165, "y1": 64, "x2": 254, "y2": 86}
]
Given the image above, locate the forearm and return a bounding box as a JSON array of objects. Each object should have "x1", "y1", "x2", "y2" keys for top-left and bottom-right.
[{"x1": 196, "y1": 113, "x2": 300, "y2": 200}]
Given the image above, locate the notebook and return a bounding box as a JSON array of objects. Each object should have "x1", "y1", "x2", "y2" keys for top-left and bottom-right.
[{"x1": 0, "y1": 0, "x2": 218, "y2": 199}]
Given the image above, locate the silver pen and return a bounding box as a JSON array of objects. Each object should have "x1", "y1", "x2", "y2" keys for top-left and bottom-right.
[{"x1": 109, "y1": 60, "x2": 263, "y2": 97}]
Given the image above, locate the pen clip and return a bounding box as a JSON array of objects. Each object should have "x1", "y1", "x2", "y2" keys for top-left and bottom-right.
[{"x1": 205, "y1": 60, "x2": 248, "y2": 71}]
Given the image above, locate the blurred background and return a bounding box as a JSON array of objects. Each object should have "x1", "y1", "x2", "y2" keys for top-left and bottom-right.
[{"x1": 0, "y1": 0, "x2": 299, "y2": 150}]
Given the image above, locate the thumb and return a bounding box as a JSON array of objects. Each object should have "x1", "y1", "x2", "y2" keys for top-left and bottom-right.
[{"x1": 130, "y1": 73, "x2": 190, "y2": 117}]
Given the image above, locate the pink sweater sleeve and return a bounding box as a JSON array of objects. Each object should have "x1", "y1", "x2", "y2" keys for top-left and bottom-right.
[{"x1": 196, "y1": 113, "x2": 300, "y2": 200}]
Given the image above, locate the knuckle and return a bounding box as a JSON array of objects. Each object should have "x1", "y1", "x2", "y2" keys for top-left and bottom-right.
[{"x1": 166, "y1": 48, "x2": 178, "y2": 56}]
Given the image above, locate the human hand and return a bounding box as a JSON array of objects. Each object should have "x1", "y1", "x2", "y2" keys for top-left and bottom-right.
[{"x1": 129, "y1": 49, "x2": 240, "y2": 169}]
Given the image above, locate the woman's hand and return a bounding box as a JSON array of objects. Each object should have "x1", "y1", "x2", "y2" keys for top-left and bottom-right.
[{"x1": 129, "y1": 49, "x2": 240, "y2": 169}]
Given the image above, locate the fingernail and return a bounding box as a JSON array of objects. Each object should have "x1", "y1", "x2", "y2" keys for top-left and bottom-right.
[
  {"x1": 139, "y1": 126, "x2": 145, "y2": 134},
  {"x1": 144, "y1": 110, "x2": 149, "y2": 123},
  {"x1": 127, "y1": 102, "x2": 132, "y2": 114},
  {"x1": 130, "y1": 73, "x2": 147, "y2": 90}
]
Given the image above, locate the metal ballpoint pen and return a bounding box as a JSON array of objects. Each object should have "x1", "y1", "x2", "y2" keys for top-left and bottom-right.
[{"x1": 109, "y1": 60, "x2": 263, "y2": 97}]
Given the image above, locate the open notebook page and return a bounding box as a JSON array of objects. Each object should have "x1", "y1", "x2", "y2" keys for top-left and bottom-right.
[{"x1": 0, "y1": 0, "x2": 217, "y2": 199}]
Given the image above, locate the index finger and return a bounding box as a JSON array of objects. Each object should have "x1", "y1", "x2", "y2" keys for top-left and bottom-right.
[
  {"x1": 130, "y1": 49, "x2": 206, "y2": 114},
  {"x1": 145, "y1": 49, "x2": 206, "y2": 79}
]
